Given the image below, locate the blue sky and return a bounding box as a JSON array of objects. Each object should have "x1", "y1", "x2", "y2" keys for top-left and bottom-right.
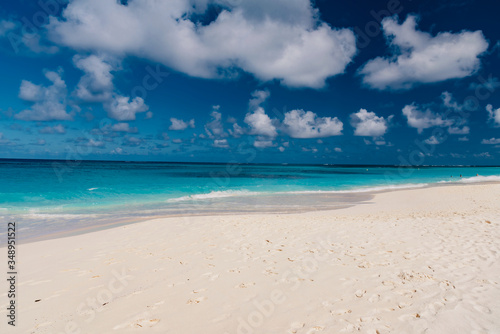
[{"x1": 0, "y1": 0, "x2": 499, "y2": 164}]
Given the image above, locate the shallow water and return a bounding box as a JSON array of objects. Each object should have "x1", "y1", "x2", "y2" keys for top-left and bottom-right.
[{"x1": 1, "y1": 159, "x2": 499, "y2": 242}]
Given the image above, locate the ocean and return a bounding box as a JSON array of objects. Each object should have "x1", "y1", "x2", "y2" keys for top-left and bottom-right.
[{"x1": 1, "y1": 159, "x2": 500, "y2": 242}]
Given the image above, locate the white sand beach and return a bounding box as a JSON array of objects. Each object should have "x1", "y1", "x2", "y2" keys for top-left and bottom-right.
[{"x1": 2, "y1": 183, "x2": 500, "y2": 334}]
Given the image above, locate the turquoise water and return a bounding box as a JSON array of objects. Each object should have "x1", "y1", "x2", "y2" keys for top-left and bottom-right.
[{"x1": 1, "y1": 159, "x2": 500, "y2": 241}]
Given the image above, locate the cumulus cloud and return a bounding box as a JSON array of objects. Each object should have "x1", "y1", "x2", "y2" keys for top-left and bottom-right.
[
  {"x1": 104, "y1": 94, "x2": 148, "y2": 121},
  {"x1": 401, "y1": 104, "x2": 452, "y2": 134},
  {"x1": 359, "y1": 15, "x2": 488, "y2": 90},
  {"x1": 0, "y1": 20, "x2": 16, "y2": 36},
  {"x1": 244, "y1": 91, "x2": 277, "y2": 137},
  {"x1": 228, "y1": 123, "x2": 245, "y2": 138},
  {"x1": 350, "y1": 108, "x2": 392, "y2": 137},
  {"x1": 39, "y1": 124, "x2": 66, "y2": 134},
  {"x1": 253, "y1": 140, "x2": 276, "y2": 148},
  {"x1": 169, "y1": 118, "x2": 195, "y2": 131},
  {"x1": 47, "y1": 0, "x2": 356, "y2": 88},
  {"x1": 87, "y1": 139, "x2": 104, "y2": 147},
  {"x1": 474, "y1": 152, "x2": 491, "y2": 158},
  {"x1": 244, "y1": 107, "x2": 277, "y2": 138},
  {"x1": 15, "y1": 70, "x2": 73, "y2": 121},
  {"x1": 249, "y1": 90, "x2": 270, "y2": 110},
  {"x1": 21, "y1": 34, "x2": 59, "y2": 54},
  {"x1": 213, "y1": 139, "x2": 229, "y2": 148},
  {"x1": 112, "y1": 122, "x2": 138, "y2": 133},
  {"x1": 282, "y1": 109, "x2": 343, "y2": 138},
  {"x1": 1, "y1": 20, "x2": 58, "y2": 54},
  {"x1": 124, "y1": 136, "x2": 143, "y2": 146},
  {"x1": 447, "y1": 126, "x2": 470, "y2": 135},
  {"x1": 402, "y1": 92, "x2": 471, "y2": 135},
  {"x1": 73, "y1": 54, "x2": 116, "y2": 102},
  {"x1": 205, "y1": 108, "x2": 228, "y2": 138},
  {"x1": 424, "y1": 135, "x2": 443, "y2": 145},
  {"x1": 481, "y1": 138, "x2": 500, "y2": 145},
  {"x1": 486, "y1": 104, "x2": 500, "y2": 127},
  {"x1": 111, "y1": 147, "x2": 123, "y2": 154}
]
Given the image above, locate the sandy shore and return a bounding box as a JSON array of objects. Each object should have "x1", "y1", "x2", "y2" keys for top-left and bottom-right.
[{"x1": 1, "y1": 183, "x2": 500, "y2": 333}]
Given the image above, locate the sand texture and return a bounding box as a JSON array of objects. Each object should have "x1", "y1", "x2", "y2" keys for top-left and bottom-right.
[{"x1": 1, "y1": 183, "x2": 500, "y2": 333}]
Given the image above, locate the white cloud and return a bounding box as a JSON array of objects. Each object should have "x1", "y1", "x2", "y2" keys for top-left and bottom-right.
[
  {"x1": 111, "y1": 147, "x2": 123, "y2": 154},
  {"x1": 88, "y1": 139, "x2": 104, "y2": 147},
  {"x1": 15, "y1": 70, "x2": 73, "y2": 121},
  {"x1": 481, "y1": 138, "x2": 500, "y2": 145},
  {"x1": 228, "y1": 123, "x2": 245, "y2": 138},
  {"x1": 205, "y1": 109, "x2": 228, "y2": 138},
  {"x1": 169, "y1": 118, "x2": 195, "y2": 131},
  {"x1": 112, "y1": 122, "x2": 138, "y2": 133},
  {"x1": 447, "y1": 126, "x2": 470, "y2": 135},
  {"x1": 18, "y1": 80, "x2": 43, "y2": 102},
  {"x1": 486, "y1": 104, "x2": 500, "y2": 127},
  {"x1": 424, "y1": 135, "x2": 442, "y2": 145},
  {"x1": 350, "y1": 108, "x2": 392, "y2": 137},
  {"x1": 301, "y1": 147, "x2": 318, "y2": 153},
  {"x1": 1, "y1": 20, "x2": 58, "y2": 54},
  {"x1": 458, "y1": 136, "x2": 469, "y2": 142},
  {"x1": 469, "y1": 76, "x2": 500, "y2": 91},
  {"x1": 21, "y1": 34, "x2": 59, "y2": 54},
  {"x1": 104, "y1": 94, "x2": 148, "y2": 121},
  {"x1": 125, "y1": 136, "x2": 143, "y2": 146},
  {"x1": 402, "y1": 104, "x2": 452, "y2": 134},
  {"x1": 441, "y1": 91, "x2": 466, "y2": 112},
  {"x1": 213, "y1": 139, "x2": 229, "y2": 148},
  {"x1": 282, "y1": 109, "x2": 343, "y2": 138},
  {"x1": 249, "y1": 90, "x2": 270, "y2": 110},
  {"x1": 278, "y1": 146, "x2": 285, "y2": 152},
  {"x1": 402, "y1": 92, "x2": 471, "y2": 135},
  {"x1": 73, "y1": 54, "x2": 116, "y2": 102},
  {"x1": 254, "y1": 140, "x2": 275, "y2": 148},
  {"x1": 39, "y1": 124, "x2": 66, "y2": 134},
  {"x1": 245, "y1": 107, "x2": 277, "y2": 138},
  {"x1": 0, "y1": 20, "x2": 16, "y2": 36},
  {"x1": 334, "y1": 147, "x2": 342, "y2": 152},
  {"x1": 47, "y1": 0, "x2": 356, "y2": 88},
  {"x1": 359, "y1": 15, "x2": 488, "y2": 90},
  {"x1": 474, "y1": 152, "x2": 491, "y2": 158}
]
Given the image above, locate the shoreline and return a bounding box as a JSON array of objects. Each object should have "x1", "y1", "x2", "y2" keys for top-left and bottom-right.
[
  {"x1": 5, "y1": 179, "x2": 500, "y2": 245},
  {"x1": 2, "y1": 182, "x2": 499, "y2": 333}
]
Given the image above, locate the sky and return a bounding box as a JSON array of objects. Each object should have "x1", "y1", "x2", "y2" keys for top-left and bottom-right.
[{"x1": 0, "y1": 0, "x2": 499, "y2": 165}]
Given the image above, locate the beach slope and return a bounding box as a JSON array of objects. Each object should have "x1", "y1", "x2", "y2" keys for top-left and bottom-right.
[{"x1": 2, "y1": 183, "x2": 500, "y2": 333}]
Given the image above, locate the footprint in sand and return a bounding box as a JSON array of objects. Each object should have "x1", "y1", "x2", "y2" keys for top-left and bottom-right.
[
  {"x1": 234, "y1": 282, "x2": 255, "y2": 289},
  {"x1": 113, "y1": 312, "x2": 160, "y2": 330},
  {"x1": 187, "y1": 296, "x2": 207, "y2": 304},
  {"x1": 287, "y1": 322, "x2": 304, "y2": 334},
  {"x1": 331, "y1": 309, "x2": 352, "y2": 316},
  {"x1": 133, "y1": 318, "x2": 160, "y2": 328},
  {"x1": 355, "y1": 289, "x2": 366, "y2": 298}
]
